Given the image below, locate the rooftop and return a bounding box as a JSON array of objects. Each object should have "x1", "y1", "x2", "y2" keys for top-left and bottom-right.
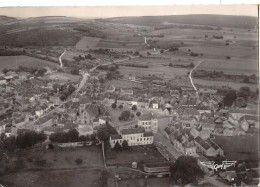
[
  {"x1": 110, "y1": 134, "x2": 122, "y2": 140},
  {"x1": 121, "y1": 128, "x2": 145, "y2": 135}
]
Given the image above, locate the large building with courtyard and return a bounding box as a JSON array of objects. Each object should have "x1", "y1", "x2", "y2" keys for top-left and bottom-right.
[{"x1": 109, "y1": 127, "x2": 154, "y2": 148}]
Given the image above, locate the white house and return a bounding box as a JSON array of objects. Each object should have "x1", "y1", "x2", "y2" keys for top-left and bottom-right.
[{"x1": 109, "y1": 128, "x2": 154, "y2": 148}]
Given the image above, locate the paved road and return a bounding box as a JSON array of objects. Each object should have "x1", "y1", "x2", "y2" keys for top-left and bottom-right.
[{"x1": 189, "y1": 60, "x2": 203, "y2": 96}]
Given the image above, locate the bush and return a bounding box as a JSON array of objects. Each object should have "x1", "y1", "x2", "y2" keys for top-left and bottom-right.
[
  {"x1": 111, "y1": 103, "x2": 117, "y2": 109},
  {"x1": 75, "y1": 158, "x2": 83, "y2": 165},
  {"x1": 119, "y1": 110, "x2": 131, "y2": 120},
  {"x1": 131, "y1": 105, "x2": 137, "y2": 111},
  {"x1": 226, "y1": 56, "x2": 231, "y2": 60},
  {"x1": 136, "y1": 111, "x2": 141, "y2": 116},
  {"x1": 169, "y1": 63, "x2": 173, "y2": 67},
  {"x1": 118, "y1": 105, "x2": 123, "y2": 109}
]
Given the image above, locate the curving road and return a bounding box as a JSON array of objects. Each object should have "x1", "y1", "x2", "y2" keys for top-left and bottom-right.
[
  {"x1": 58, "y1": 50, "x2": 66, "y2": 68},
  {"x1": 189, "y1": 60, "x2": 203, "y2": 96}
]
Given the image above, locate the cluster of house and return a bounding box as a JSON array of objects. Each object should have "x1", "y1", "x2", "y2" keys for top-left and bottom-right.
[
  {"x1": 163, "y1": 104, "x2": 258, "y2": 158},
  {"x1": 109, "y1": 112, "x2": 157, "y2": 147},
  {"x1": 0, "y1": 71, "x2": 65, "y2": 136}
]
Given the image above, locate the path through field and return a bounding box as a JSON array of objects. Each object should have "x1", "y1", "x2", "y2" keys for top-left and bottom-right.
[
  {"x1": 59, "y1": 49, "x2": 66, "y2": 68},
  {"x1": 189, "y1": 60, "x2": 204, "y2": 96}
]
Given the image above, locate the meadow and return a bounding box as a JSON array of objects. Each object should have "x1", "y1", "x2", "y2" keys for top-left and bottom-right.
[
  {"x1": 214, "y1": 134, "x2": 259, "y2": 161},
  {"x1": 0, "y1": 55, "x2": 59, "y2": 70},
  {"x1": 75, "y1": 36, "x2": 101, "y2": 50},
  {"x1": 193, "y1": 78, "x2": 258, "y2": 91},
  {"x1": 0, "y1": 146, "x2": 105, "y2": 187}
]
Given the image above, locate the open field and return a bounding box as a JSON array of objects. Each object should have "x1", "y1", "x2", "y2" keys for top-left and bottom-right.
[
  {"x1": 118, "y1": 177, "x2": 173, "y2": 187},
  {"x1": 0, "y1": 55, "x2": 59, "y2": 70},
  {"x1": 106, "y1": 145, "x2": 166, "y2": 166},
  {"x1": 75, "y1": 36, "x2": 101, "y2": 50},
  {"x1": 117, "y1": 57, "x2": 193, "y2": 81},
  {"x1": 104, "y1": 79, "x2": 143, "y2": 88},
  {"x1": 0, "y1": 146, "x2": 103, "y2": 171},
  {"x1": 193, "y1": 78, "x2": 258, "y2": 91},
  {"x1": 196, "y1": 58, "x2": 257, "y2": 75},
  {"x1": 214, "y1": 134, "x2": 259, "y2": 161},
  {"x1": 0, "y1": 28, "x2": 81, "y2": 46},
  {"x1": 0, "y1": 169, "x2": 105, "y2": 187},
  {"x1": 0, "y1": 146, "x2": 105, "y2": 186},
  {"x1": 45, "y1": 72, "x2": 81, "y2": 83}
]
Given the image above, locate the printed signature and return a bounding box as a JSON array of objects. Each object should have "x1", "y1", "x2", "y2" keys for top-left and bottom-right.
[{"x1": 200, "y1": 161, "x2": 236, "y2": 171}]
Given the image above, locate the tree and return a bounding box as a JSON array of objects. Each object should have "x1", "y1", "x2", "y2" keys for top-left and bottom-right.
[
  {"x1": 119, "y1": 110, "x2": 131, "y2": 121},
  {"x1": 136, "y1": 111, "x2": 141, "y2": 116},
  {"x1": 97, "y1": 123, "x2": 118, "y2": 141},
  {"x1": 68, "y1": 84, "x2": 76, "y2": 93},
  {"x1": 169, "y1": 63, "x2": 173, "y2": 67},
  {"x1": 170, "y1": 156, "x2": 205, "y2": 185},
  {"x1": 67, "y1": 129, "x2": 79, "y2": 142},
  {"x1": 222, "y1": 91, "x2": 237, "y2": 107},
  {"x1": 118, "y1": 105, "x2": 123, "y2": 109},
  {"x1": 238, "y1": 86, "x2": 251, "y2": 100},
  {"x1": 75, "y1": 158, "x2": 83, "y2": 165},
  {"x1": 160, "y1": 49, "x2": 164, "y2": 53},
  {"x1": 122, "y1": 140, "x2": 129, "y2": 150},
  {"x1": 131, "y1": 105, "x2": 137, "y2": 111},
  {"x1": 111, "y1": 103, "x2": 117, "y2": 109},
  {"x1": 106, "y1": 72, "x2": 113, "y2": 80},
  {"x1": 243, "y1": 76, "x2": 249, "y2": 83},
  {"x1": 205, "y1": 35, "x2": 208, "y2": 38},
  {"x1": 71, "y1": 68, "x2": 79, "y2": 75},
  {"x1": 226, "y1": 56, "x2": 231, "y2": 59},
  {"x1": 147, "y1": 52, "x2": 151, "y2": 55},
  {"x1": 2, "y1": 68, "x2": 9, "y2": 74},
  {"x1": 114, "y1": 141, "x2": 121, "y2": 151},
  {"x1": 15, "y1": 131, "x2": 47, "y2": 149}
]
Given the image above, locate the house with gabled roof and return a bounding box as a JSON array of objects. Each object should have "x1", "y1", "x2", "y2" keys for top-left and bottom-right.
[
  {"x1": 171, "y1": 128, "x2": 197, "y2": 157},
  {"x1": 194, "y1": 136, "x2": 223, "y2": 157},
  {"x1": 138, "y1": 112, "x2": 158, "y2": 133},
  {"x1": 137, "y1": 97, "x2": 149, "y2": 109}
]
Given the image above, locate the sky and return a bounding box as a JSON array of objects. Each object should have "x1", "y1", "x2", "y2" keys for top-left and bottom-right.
[{"x1": 0, "y1": 5, "x2": 258, "y2": 18}]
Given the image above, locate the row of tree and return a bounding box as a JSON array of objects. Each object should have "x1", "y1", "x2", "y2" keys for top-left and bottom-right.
[
  {"x1": 2, "y1": 66, "x2": 47, "y2": 77},
  {"x1": 1, "y1": 131, "x2": 47, "y2": 150},
  {"x1": 49, "y1": 129, "x2": 80, "y2": 143}
]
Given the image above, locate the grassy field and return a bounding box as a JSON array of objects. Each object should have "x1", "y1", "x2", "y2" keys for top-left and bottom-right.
[
  {"x1": 104, "y1": 79, "x2": 143, "y2": 88},
  {"x1": 118, "y1": 177, "x2": 173, "y2": 187},
  {"x1": 193, "y1": 78, "x2": 258, "y2": 91},
  {"x1": 0, "y1": 55, "x2": 59, "y2": 70},
  {"x1": 117, "y1": 57, "x2": 192, "y2": 82},
  {"x1": 75, "y1": 36, "x2": 101, "y2": 50},
  {"x1": 0, "y1": 169, "x2": 105, "y2": 187},
  {"x1": 0, "y1": 146, "x2": 105, "y2": 186},
  {"x1": 214, "y1": 134, "x2": 259, "y2": 161},
  {"x1": 106, "y1": 145, "x2": 166, "y2": 166},
  {"x1": 45, "y1": 72, "x2": 81, "y2": 84},
  {"x1": 196, "y1": 58, "x2": 257, "y2": 75}
]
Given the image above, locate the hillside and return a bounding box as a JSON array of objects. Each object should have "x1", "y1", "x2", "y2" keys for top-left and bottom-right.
[
  {"x1": 99, "y1": 14, "x2": 258, "y2": 29},
  {"x1": 0, "y1": 15, "x2": 17, "y2": 23}
]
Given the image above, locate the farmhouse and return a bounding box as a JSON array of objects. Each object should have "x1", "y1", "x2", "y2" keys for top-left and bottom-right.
[{"x1": 109, "y1": 127, "x2": 154, "y2": 147}]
